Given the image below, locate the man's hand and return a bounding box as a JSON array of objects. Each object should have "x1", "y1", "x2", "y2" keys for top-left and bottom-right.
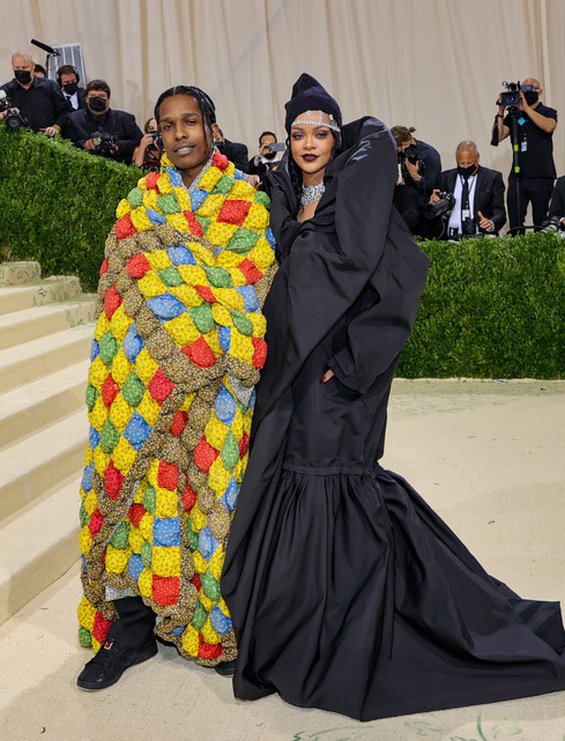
[
  {"x1": 478, "y1": 210, "x2": 495, "y2": 232},
  {"x1": 83, "y1": 139, "x2": 96, "y2": 150},
  {"x1": 40, "y1": 125, "x2": 59, "y2": 137}
]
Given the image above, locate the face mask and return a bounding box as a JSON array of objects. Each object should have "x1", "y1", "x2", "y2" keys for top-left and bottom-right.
[
  {"x1": 457, "y1": 164, "x2": 477, "y2": 178},
  {"x1": 63, "y1": 82, "x2": 78, "y2": 96},
  {"x1": 14, "y1": 69, "x2": 32, "y2": 85},
  {"x1": 263, "y1": 150, "x2": 277, "y2": 160},
  {"x1": 88, "y1": 96, "x2": 108, "y2": 113},
  {"x1": 523, "y1": 91, "x2": 539, "y2": 106}
]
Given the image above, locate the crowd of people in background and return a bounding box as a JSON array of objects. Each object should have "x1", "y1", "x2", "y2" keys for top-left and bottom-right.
[{"x1": 1, "y1": 50, "x2": 564, "y2": 237}]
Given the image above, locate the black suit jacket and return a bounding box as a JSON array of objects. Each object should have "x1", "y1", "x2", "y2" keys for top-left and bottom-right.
[
  {"x1": 438, "y1": 166, "x2": 506, "y2": 234},
  {"x1": 62, "y1": 107, "x2": 143, "y2": 163},
  {"x1": 548, "y1": 176, "x2": 565, "y2": 219}
]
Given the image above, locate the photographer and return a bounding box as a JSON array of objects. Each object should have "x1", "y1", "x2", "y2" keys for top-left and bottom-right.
[
  {"x1": 491, "y1": 77, "x2": 557, "y2": 233},
  {"x1": 391, "y1": 125, "x2": 442, "y2": 199},
  {"x1": 214, "y1": 128, "x2": 249, "y2": 173},
  {"x1": 0, "y1": 51, "x2": 68, "y2": 135},
  {"x1": 248, "y1": 131, "x2": 283, "y2": 178},
  {"x1": 62, "y1": 79, "x2": 142, "y2": 163},
  {"x1": 429, "y1": 141, "x2": 506, "y2": 238},
  {"x1": 132, "y1": 116, "x2": 162, "y2": 170}
]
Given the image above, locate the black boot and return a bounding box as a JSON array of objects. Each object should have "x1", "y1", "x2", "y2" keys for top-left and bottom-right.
[
  {"x1": 214, "y1": 659, "x2": 237, "y2": 677},
  {"x1": 77, "y1": 597, "x2": 158, "y2": 690}
]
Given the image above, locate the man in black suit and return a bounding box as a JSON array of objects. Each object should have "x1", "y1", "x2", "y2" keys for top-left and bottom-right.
[
  {"x1": 57, "y1": 64, "x2": 86, "y2": 111},
  {"x1": 429, "y1": 141, "x2": 506, "y2": 237},
  {"x1": 63, "y1": 79, "x2": 142, "y2": 164}
]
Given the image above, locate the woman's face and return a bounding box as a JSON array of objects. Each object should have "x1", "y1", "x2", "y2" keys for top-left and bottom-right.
[
  {"x1": 158, "y1": 94, "x2": 214, "y2": 181},
  {"x1": 290, "y1": 111, "x2": 335, "y2": 182}
]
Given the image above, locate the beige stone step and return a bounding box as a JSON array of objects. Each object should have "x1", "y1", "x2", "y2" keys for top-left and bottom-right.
[
  {"x1": 0, "y1": 475, "x2": 80, "y2": 625},
  {"x1": 0, "y1": 409, "x2": 88, "y2": 522},
  {"x1": 0, "y1": 325, "x2": 93, "y2": 393},
  {"x1": 0, "y1": 360, "x2": 89, "y2": 450},
  {"x1": 0, "y1": 261, "x2": 41, "y2": 287},
  {"x1": 0, "y1": 299, "x2": 97, "y2": 352},
  {"x1": 0, "y1": 276, "x2": 83, "y2": 316}
]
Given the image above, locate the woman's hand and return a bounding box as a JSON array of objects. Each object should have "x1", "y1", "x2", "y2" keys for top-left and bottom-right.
[{"x1": 320, "y1": 369, "x2": 335, "y2": 383}]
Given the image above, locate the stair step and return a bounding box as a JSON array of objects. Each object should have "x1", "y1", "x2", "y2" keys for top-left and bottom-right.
[
  {"x1": 0, "y1": 261, "x2": 41, "y2": 287},
  {"x1": 0, "y1": 299, "x2": 97, "y2": 351},
  {"x1": 0, "y1": 325, "x2": 93, "y2": 393},
  {"x1": 0, "y1": 475, "x2": 80, "y2": 625},
  {"x1": 0, "y1": 409, "x2": 88, "y2": 522},
  {"x1": 0, "y1": 360, "x2": 89, "y2": 450},
  {"x1": 0, "y1": 276, "x2": 83, "y2": 316}
]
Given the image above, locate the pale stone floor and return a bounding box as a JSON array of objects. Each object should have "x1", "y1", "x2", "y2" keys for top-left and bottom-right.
[{"x1": 1, "y1": 379, "x2": 564, "y2": 741}]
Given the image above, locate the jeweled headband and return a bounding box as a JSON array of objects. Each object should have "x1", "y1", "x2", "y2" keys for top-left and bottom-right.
[{"x1": 291, "y1": 110, "x2": 341, "y2": 134}]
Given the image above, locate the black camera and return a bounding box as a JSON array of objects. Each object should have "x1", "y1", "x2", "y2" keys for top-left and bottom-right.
[
  {"x1": 425, "y1": 191, "x2": 455, "y2": 219},
  {"x1": 498, "y1": 81, "x2": 534, "y2": 111},
  {"x1": 0, "y1": 90, "x2": 28, "y2": 131},
  {"x1": 402, "y1": 144, "x2": 419, "y2": 165},
  {"x1": 91, "y1": 130, "x2": 118, "y2": 155}
]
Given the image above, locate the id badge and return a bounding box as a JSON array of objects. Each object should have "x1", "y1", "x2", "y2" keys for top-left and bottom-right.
[
  {"x1": 462, "y1": 209, "x2": 471, "y2": 219},
  {"x1": 521, "y1": 140, "x2": 528, "y2": 153}
]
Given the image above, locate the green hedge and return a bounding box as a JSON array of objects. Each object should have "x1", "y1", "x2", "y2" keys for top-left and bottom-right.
[
  {"x1": 397, "y1": 235, "x2": 565, "y2": 378},
  {"x1": 0, "y1": 127, "x2": 563, "y2": 377},
  {"x1": 0, "y1": 126, "x2": 140, "y2": 292}
]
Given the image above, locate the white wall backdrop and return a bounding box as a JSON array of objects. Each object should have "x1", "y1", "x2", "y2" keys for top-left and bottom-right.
[{"x1": 1, "y1": 0, "x2": 564, "y2": 175}]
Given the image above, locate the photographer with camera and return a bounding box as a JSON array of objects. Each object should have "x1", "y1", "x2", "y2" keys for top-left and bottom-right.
[
  {"x1": 428, "y1": 141, "x2": 506, "y2": 238},
  {"x1": 63, "y1": 79, "x2": 142, "y2": 164},
  {"x1": 132, "y1": 116, "x2": 162, "y2": 170},
  {"x1": 391, "y1": 126, "x2": 442, "y2": 198},
  {"x1": 0, "y1": 51, "x2": 68, "y2": 135},
  {"x1": 491, "y1": 78, "x2": 557, "y2": 233},
  {"x1": 248, "y1": 131, "x2": 284, "y2": 178}
]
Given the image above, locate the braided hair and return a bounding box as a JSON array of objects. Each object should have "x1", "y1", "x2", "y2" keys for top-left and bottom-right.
[{"x1": 154, "y1": 85, "x2": 217, "y2": 133}]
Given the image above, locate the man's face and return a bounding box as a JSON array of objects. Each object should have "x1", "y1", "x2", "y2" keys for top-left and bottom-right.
[
  {"x1": 398, "y1": 138, "x2": 416, "y2": 153},
  {"x1": 86, "y1": 89, "x2": 110, "y2": 115},
  {"x1": 60, "y1": 72, "x2": 78, "y2": 87},
  {"x1": 12, "y1": 54, "x2": 34, "y2": 86},
  {"x1": 456, "y1": 147, "x2": 479, "y2": 170},
  {"x1": 158, "y1": 94, "x2": 214, "y2": 179},
  {"x1": 259, "y1": 134, "x2": 276, "y2": 156}
]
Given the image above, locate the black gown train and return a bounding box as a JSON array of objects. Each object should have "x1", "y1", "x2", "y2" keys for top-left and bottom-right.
[{"x1": 221, "y1": 117, "x2": 565, "y2": 721}]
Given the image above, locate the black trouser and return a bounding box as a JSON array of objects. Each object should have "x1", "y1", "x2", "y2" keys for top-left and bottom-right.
[
  {"x1": 109, "y1": 596, "x2": 156, "y2": 647},
  {"x1": 507, "y1": 175, "x2": 554, "y2": 234}
]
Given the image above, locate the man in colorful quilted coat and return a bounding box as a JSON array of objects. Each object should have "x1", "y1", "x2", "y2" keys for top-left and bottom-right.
[{"x1": 76, "y1": 85, "x2": 276, "y2": 689}]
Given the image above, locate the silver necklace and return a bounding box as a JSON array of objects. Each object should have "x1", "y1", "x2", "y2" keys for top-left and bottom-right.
[
  {"x1": 185, "y1": 145, "x2": 217, "y2": 194},
  {"x1": 300, "y1": 182, "x2": 325, "y2": 206}
]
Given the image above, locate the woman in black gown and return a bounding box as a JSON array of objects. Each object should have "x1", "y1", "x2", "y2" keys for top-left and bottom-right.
[{"x1": 220, "y1": 73, "x2": 565, "y2": 721}]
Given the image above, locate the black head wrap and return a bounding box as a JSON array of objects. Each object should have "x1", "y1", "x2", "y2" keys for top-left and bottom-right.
[{"x1": 284, "y1": 73, "x2": 342, "y2": 134}]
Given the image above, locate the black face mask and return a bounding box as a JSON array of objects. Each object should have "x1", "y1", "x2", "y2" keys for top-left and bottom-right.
[
  {"x1": 523, "y1": 91, "x2": 539, "y2": 106},
  {"x1": 63, "y1": 82, "x2": 78, "y2": 96},
  {"x1": 263, "y1": 150, "x2": 277, "y2": 160},
  {"x1": 14, "y1": 69, "x2": 32, "y2": 85},
  {"x1": 88, "y1": 96, "x2": 108, "y2": 113},
  {"x1": 457, "y1": 164, "x2": 478, "y2": 178}
]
